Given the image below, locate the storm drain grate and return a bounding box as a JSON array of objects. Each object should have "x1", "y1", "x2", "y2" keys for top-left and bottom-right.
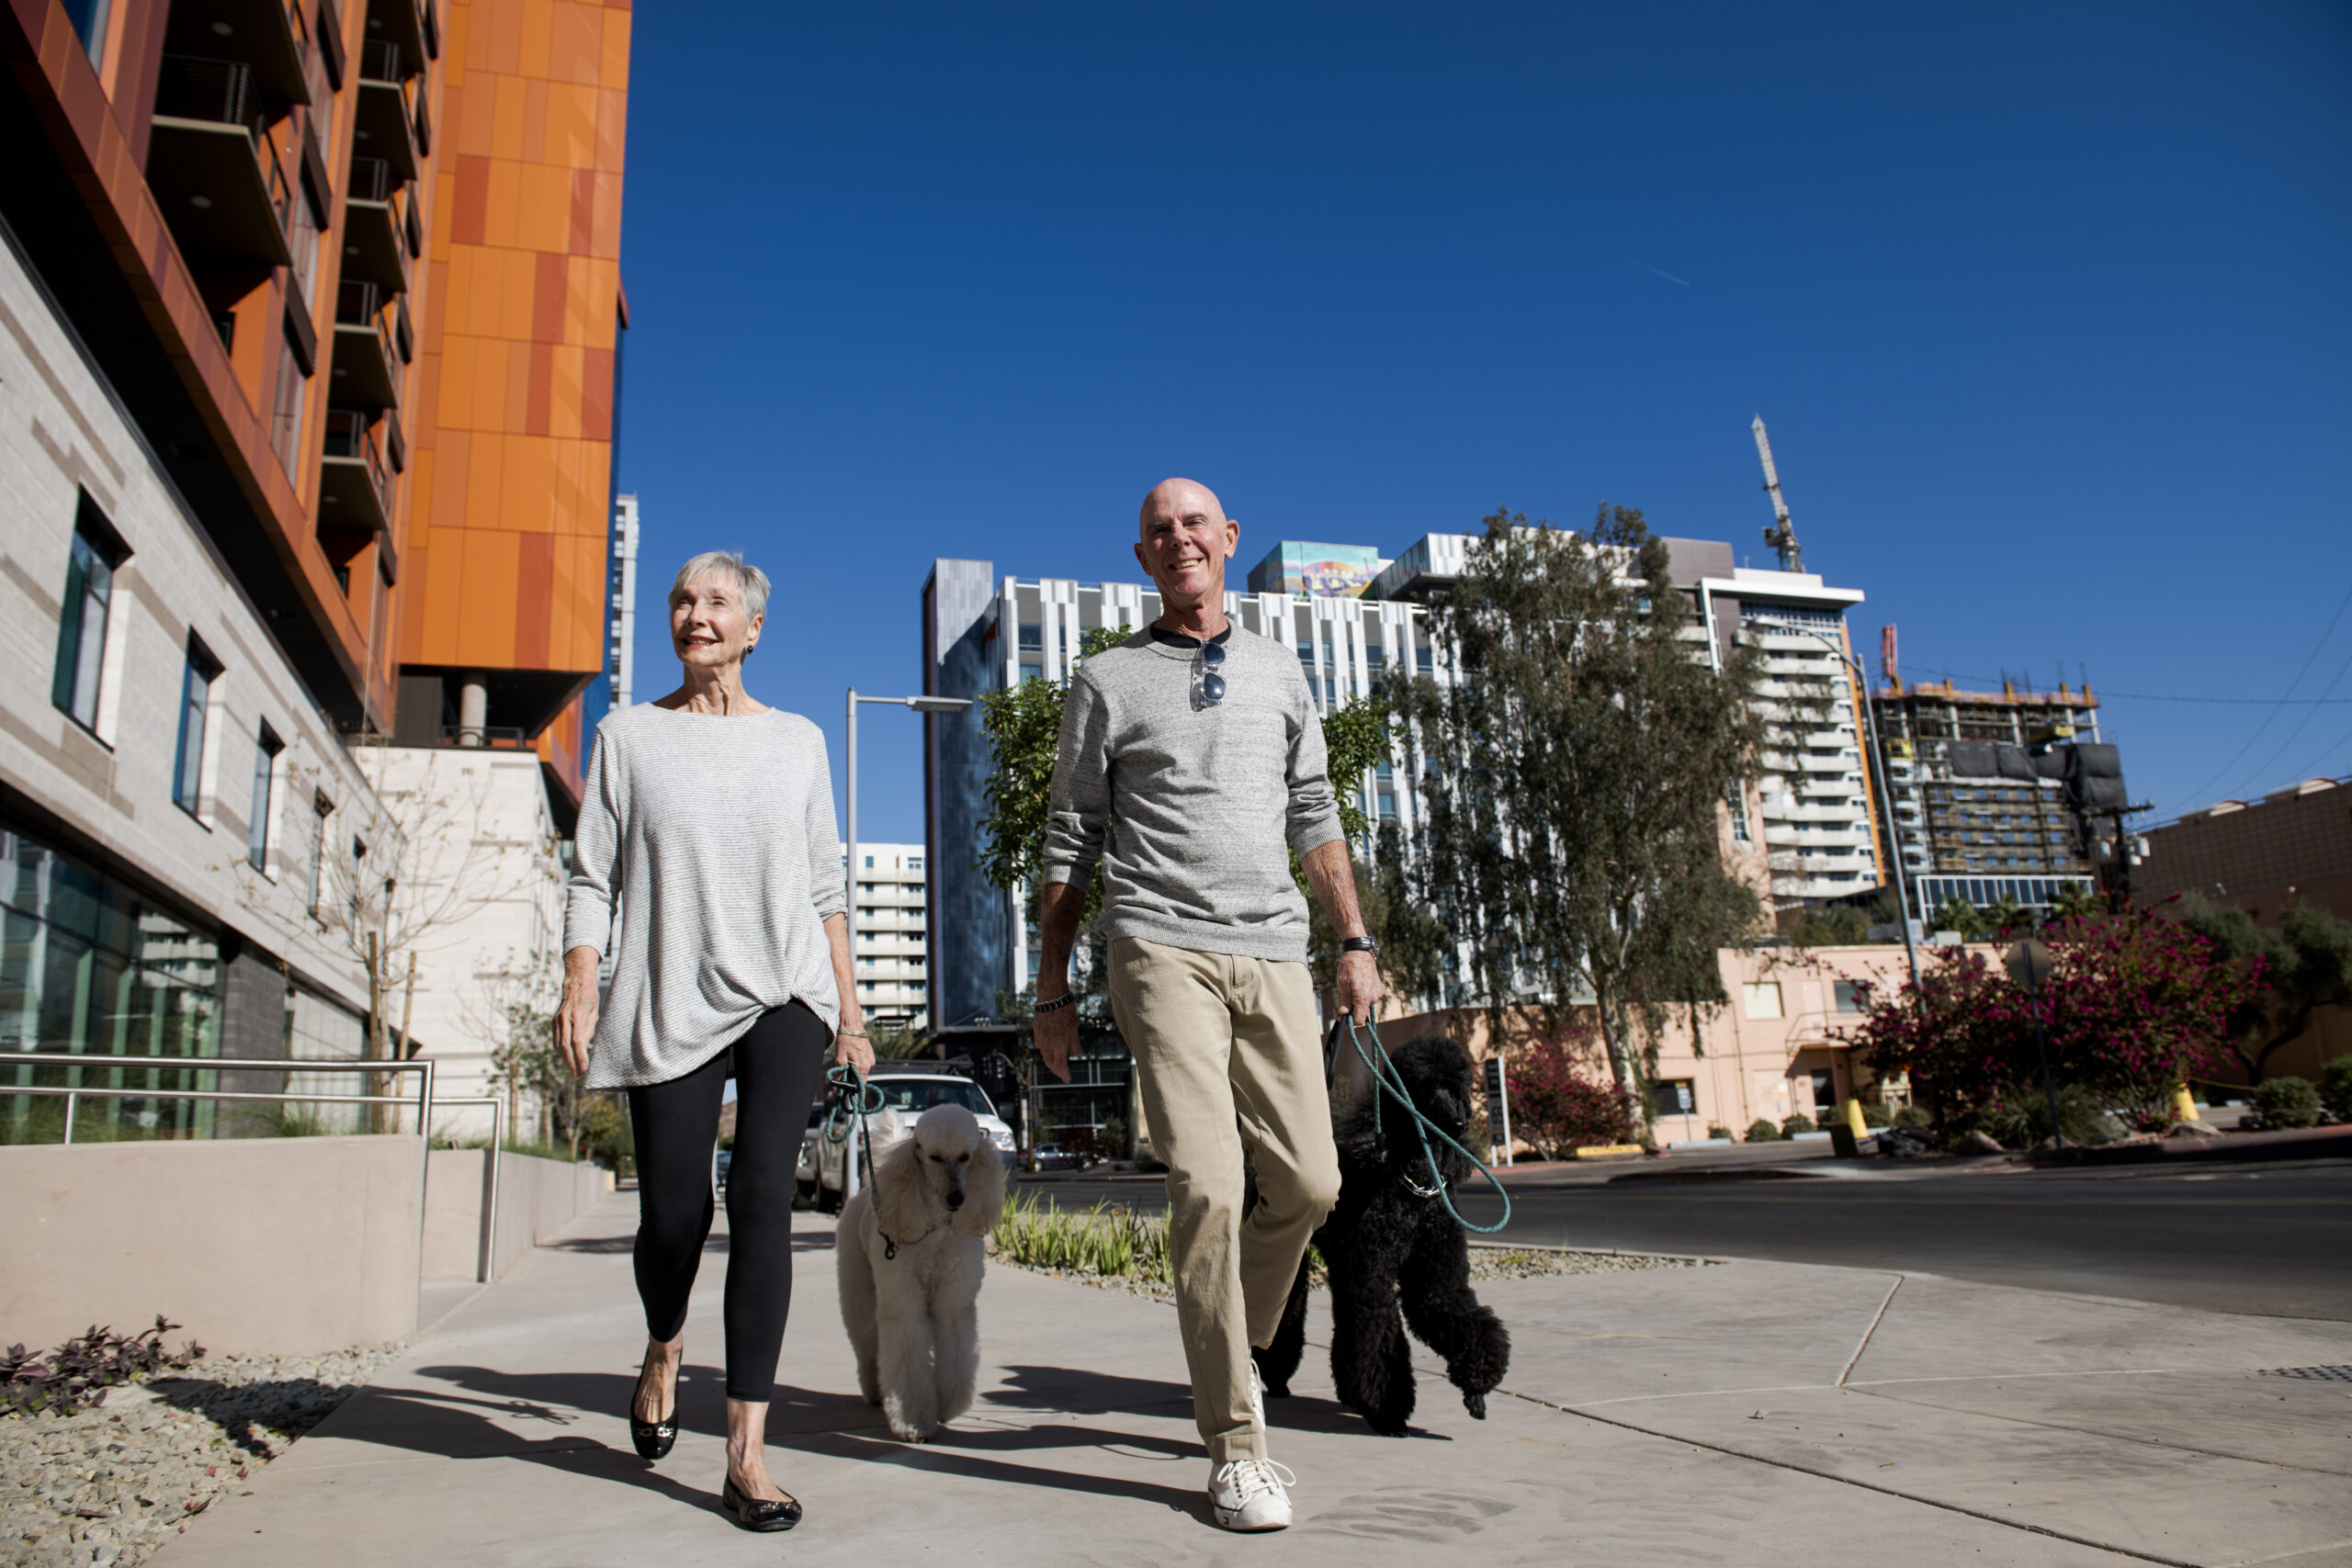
[{"x1": 2258, "y1": 1366, "x2": 2352, "y2": 1382}]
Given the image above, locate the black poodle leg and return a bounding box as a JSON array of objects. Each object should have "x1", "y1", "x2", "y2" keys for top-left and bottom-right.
[
  {"x1": 1399, "y1": 1217, "x2": 1510, "y2": 1419},
  {"x1": 1251, "y1": 1244, "x2": 1313, "y2": 1399},
  {"x1": 1327, "y1": 1213, "x2": 1417, "y2": 1437}
]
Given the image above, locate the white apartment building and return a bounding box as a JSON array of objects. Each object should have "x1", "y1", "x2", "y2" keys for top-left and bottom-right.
[
  {"x1": 1694, "y1": 570, "x2": 1883, "y2": 908},
  {"x1": 0, "y1": 218, "x2": 394, "y2": 1137},
  {"x1": 608, "y1": 493, "x2": 639, "y2": 710},
  {"x1": 848, "y1": 841, "x2": 931, "y2": 1030},
  {"x1": 352, "y1": 744, "x2": 566, "y2": 1142}
]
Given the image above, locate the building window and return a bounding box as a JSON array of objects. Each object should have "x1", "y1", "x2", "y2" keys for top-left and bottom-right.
[
  {"x1": 1742, "y1": 982, "x2": 1784, "y2": 1020},
  {"x1": 51, "y1": 496, "x2": 128, "y2": 734},
  {"x1": 306, "y1": 795, "x2": 332, "y2": 918},
  {"x1": 1834, "y1": 980, "x2": 1865, "y2": 1013},
  {"x1": 246, "y1": 723, "x2": 284, "y2": 873},
  {"x1": 1017, "y1": 621, "x2": 1042, "y2": 651},
  {"x1": 270, "y1": 340, "x2": 308, "y2": 479},
  {"x1": 909, "y1": 856, "x2": 923, "y2": 870},
  {"x1": 172, "y1": 637, "x2": 224, "y2": 818},
  {"x1": 60, "y1": 0, "x2": 109, "y2": 56},
  {"x1": 1020, "y1": 661, "x2": 1044, "y2": 683},
  {"x1": 1649, "y1": 1078, "x2": 1697, "y2": 1118}
]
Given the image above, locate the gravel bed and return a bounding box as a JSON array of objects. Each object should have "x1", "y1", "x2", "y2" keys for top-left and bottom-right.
[
  {"x1": 994, "y1": 1244, "x2": 1711, "y2": 1306},
  {"x1": 3, "y1": 1345, "x2": 401, "y2": 1568}
]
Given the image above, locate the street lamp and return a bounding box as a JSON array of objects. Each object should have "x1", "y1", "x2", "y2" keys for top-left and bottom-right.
[
  {"x1": 843, "y1": 689, "x2": 973, "y2": 1034},
  {"x1": 1751, "y1": 621, "x2": 1920, "y2": 989}
]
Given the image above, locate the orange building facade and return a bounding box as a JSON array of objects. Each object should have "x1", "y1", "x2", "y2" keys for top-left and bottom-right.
[{"x1": 392, "y1": 0, "x2": 628, "y2": 807}]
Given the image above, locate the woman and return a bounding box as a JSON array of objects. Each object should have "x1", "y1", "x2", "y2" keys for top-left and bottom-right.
[{"x1": 554, "y1": 549, "x2": 873, "y2": 1532}]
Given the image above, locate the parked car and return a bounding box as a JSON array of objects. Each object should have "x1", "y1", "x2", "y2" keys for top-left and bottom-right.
[
  {"x1": 808, "y1": 1071, "x2": 1017, "y2": 1213},
  {"x1": 715, "y1": 1148, "x2": 733, "y2": 1190},
  {"x1": 795, "y1": 1100, "x2": 827, "y2": 1209},
  {"x1": 1029, "y1": 1142, "x2": 1092, "y2": 1172}
]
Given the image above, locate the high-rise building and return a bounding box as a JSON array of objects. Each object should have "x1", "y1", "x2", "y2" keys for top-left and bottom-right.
[
  {"x1": 845, "y1": 842, "x2": 929, "y2": 1031},
  {"x1": 1, "y1": 0, "x2": 628, "y2": 1140},
  {"x1": 1869, "y1": 682, "x2": 2105, "y2": 917},
  {"x1": 921, "y1": 558, "x2": 1430, "y2": 1050},
  {"x1": 1376, "y1": 533, "x2": 1883, "y2": 910},
  {"x1": 607, "y1": 491, "x2": 639, "y2": 709}
]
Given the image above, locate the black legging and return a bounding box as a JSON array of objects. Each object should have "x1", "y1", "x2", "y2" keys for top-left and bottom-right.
[{"x1": 628, "y1": 1000, "x2": 831, "y2": 1404}]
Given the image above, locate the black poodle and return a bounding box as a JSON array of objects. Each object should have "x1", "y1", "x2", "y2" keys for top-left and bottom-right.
[{"x1": 1253, "y1": 1034, "x2": 1510, "y2": 1437}]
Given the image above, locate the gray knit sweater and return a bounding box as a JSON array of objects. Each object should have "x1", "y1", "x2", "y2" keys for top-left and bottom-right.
[
  {"x1": 564, "y1": 704, "x2": 847, "y2": 1089},
  {"x1": 1042, "y1": 626, "x2": 1342, "y2": 963}
]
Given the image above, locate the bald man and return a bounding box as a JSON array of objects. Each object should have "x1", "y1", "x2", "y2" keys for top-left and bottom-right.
[{"x1": 1035, "y1": 478, "x2": 1384, "y2": 1531}]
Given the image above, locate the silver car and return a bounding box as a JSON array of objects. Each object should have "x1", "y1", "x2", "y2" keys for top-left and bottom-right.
[{"x1": 808, "y1": 1073, "x2": 1017, "y2": 1213}]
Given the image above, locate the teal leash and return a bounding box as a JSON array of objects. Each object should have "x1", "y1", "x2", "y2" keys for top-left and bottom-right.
[
  {"x1": 824, "y1": 1061, "x2": 901, "y2": 1258},
  {"x1": 1341, "y1": 1018, "x2": 1513, "y2": 1235}
]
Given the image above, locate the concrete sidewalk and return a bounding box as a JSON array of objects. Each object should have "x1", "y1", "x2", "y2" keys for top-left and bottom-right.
[{"x1": 156, "y1": 1195, "x2": 2352, "y2": 1567}]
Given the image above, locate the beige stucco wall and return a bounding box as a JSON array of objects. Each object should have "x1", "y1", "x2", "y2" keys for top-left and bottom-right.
[
  {"x1": 420, "y1": 1149, "x2": 613, "y2": 1283},
  {"x1": 0, "y1": 1135, "x2": 424, "y2": 1358}
]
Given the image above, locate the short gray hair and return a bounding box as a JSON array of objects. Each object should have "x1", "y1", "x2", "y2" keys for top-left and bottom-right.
[{"x1": 670, "y1": 550, "x2": 770, "y2": 623}]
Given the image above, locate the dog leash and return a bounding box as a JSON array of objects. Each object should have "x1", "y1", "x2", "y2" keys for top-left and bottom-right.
[
  {"x1": 824, "y1": 1061, "x2": 902, "y2": 1259},
  {"x1": 1340, "y1": 1017, "x2": 1513, "y2": 1235}
]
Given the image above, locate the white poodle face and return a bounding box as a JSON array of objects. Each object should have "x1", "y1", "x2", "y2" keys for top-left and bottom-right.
[{"x1": 912, "y1": 1105, "x2": 989, "y2": 1213}]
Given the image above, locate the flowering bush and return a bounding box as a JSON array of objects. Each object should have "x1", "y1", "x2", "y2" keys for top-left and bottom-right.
[
  {"x1": 1842, "y1": 908, "x2": 2243, "y2": 1131},
  {"x1": 1506, "y1": 1035, "x2": 1637, "y2": 1156}
]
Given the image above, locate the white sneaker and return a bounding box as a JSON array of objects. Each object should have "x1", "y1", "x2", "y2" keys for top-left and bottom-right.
[{"x1": 1208, "y1": 1457, "x2": 1296, "y2": 1531}]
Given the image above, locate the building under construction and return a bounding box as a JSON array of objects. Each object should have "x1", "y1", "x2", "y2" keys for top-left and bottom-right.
[{"x1": 1870, "y1": 678, "x2": 2117, "y2": 917}]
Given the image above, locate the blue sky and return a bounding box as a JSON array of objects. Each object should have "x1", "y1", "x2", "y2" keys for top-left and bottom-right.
[{"x1": 613, "y1": 2, "x2": 2352, "y2": 844}]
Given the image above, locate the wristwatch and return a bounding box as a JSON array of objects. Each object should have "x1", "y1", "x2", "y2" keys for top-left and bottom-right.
[{"x1": 1340, "y1": 936, "x2": 1379, "y2": 955}]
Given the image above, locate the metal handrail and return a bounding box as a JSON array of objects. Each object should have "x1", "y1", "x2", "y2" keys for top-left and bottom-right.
[
  {"x1": 12, "y1": 1072, "x2": 514, "y2": 1288},
  {"x1": 10, "y1": 1054, "x2": 435, "y2": 1268}
]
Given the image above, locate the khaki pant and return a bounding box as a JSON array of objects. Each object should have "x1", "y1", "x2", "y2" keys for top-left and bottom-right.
[{"x1": 1106, "y1": 936, "x2": 1341, "y2": 1462}]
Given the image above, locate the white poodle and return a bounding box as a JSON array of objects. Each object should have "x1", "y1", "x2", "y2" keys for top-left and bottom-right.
[{"x1": 836, "y1": 1102, "x2": 1008, "y2": 1441}]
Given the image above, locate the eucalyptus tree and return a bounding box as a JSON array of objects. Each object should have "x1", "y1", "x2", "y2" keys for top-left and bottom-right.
[{"x1": 1395, "y1": 505, "x2": 1766, "y2": 1111}]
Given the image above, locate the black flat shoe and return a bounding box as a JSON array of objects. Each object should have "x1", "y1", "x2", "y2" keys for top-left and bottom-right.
[
  {"x1": 628, "y1": 1357, "x2": 678, "y2": 1461},
  {"x1": 721, "y1": 1477, "x2": 803, "y2": 1532}
]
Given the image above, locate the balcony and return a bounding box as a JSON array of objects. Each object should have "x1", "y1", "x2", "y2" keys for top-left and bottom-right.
[
  {"x1": 145, "y1": 57, "x2": 294, "y2": 265},
  {"x1": 332, "y1": 281, "x2": 401, "y2": 408},
  {"x1": 366, "y1": 0, "x2": 431, "y2": 80},
  {"x1": 319, "y1": 410, "x2": 390, "y2": 536},
  {"x1": 341, "y1": 158, "x2": 409, "y2": 292},
  {"x1": 164, "y1": 0, "x2": 311, "y2": 104},
  {"x1": 354, "y1": 44, "x2": 419, "y2": 181}
]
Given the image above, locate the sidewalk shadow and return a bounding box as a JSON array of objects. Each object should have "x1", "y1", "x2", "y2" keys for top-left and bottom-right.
[
  {"x1": 986, "y1": 1364, "x2": 1452, "y2": 1441},
  {"x1": 548, "y1": 1230, "x2": 837, "y2": 1256},
  {"x1": 413, "y1": 1364, "x2": 872, "y2": 1443},
  {"x1": 334, "y1": 1382, "x2": 718, "y2": 1515},
  {"x1": 786, "y1": 1427, "x2": 1202, "y2": 1518}
]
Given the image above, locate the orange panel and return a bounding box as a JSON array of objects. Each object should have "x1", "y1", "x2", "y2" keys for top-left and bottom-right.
[
  {"x1": 551, "y1": 82, "x2": 598, "y2": 168},
  {"x1": 553, "y1": 3, "x2": 601, "y2": 85},
  {"x1": 408, "y1": 445, "x2": 437, "y2": 530},
  {"x1": 481, "y1": 156, "x2": 523, "y2": 248},
  {"x1": 449, "y1": 79, "x2": 491, "y2": 158},
  {"x1": 491, "y1": 73, "x2": 528, "y2": 162},
  {"x1": 399, "y1": 538, "x2": 431, "y2": 648},
  {"x1": 600, "y1": 9, "x2": 630, "y2": 89},
  {"x1": 514, "y1": 531, "x2": 554, "y2": 664},
  {"x1": 484, "y1": 0, "x2": 523, "y2": 74},
  {"x1": 502, "y1": 340, "x2": 532, "y2": 429},
  {"x1": 519, "y1": 0, "x2": 553, "y2": 76},
  {"x1": 548, "y1": 344, "x2": 582, "y2": 438},
  {"x1": 464, "y1": 430, "x2": 506, "y2": 527},
  {"x1": 594, "y1": 85, "x2": 626, "y2": 173},
  {"x1": 519, "y1": 163, "x2": 570, "y2": 253},
  {"x1": 456, "y1": 530, "x2": 522, "y2": 667},
  {"x1": 436, "y1": 335, "x2": 476, "y2": 428},
  {"x1": 419, "y1": 525, "x2": 466, "y2": 660},
  {"x1": 581, "y1": 346, "x2": 611, "y2": 441},
  {"x1": 449, "y1": 153, "x2": 491, "y2": 244},
  {"x1": 520, "y1": 76, "x2": 548, "y2": 164},
  {"x1": 526, "y1": 341, "x2": 553, "y2": 435}
]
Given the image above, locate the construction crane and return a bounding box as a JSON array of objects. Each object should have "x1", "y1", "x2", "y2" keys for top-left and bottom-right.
[{"x1": 1751, "y1": 414, "x2": 1802, "y2": 571}]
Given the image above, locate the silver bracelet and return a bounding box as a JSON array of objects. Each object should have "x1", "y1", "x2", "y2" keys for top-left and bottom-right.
[{"x1": 838, "y1": 1028, "x2": 870, "y2": 1039}]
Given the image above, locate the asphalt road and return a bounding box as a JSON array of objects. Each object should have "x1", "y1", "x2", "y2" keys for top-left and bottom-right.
[{"x1": 1021, "y1": 1159, "x2": 2352, "y2": 1322}]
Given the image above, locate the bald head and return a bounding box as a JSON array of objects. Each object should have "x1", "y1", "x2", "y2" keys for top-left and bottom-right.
[
  {"x1": 1134, "y1": 477, "x2": 1239, "y2": 620},
  {"x1": 1139, "y1": 477, "x2": 1227, "y2": 537}
]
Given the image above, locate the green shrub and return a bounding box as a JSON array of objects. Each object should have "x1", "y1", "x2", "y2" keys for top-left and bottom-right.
[
  {"x1": 2253, "y1": 1076, "x2": 2323, "y2": 1130},
  {"x1": 1969, "y1": 1086, "x2": 2119, "y2": 1148},
  {"x1": 1892, "y1": 1103, "x2": 1933, "y2": 1128},
  {"x1": 1705, "y1": 1123, "x2": 1734, "y2": 1142},
  {"x1": 1743, "y1": 1118, "x2": 1781, "y2": 1143},
  {"x1": 1781, "y1": 1112, "x2": 1817, "y2": 1136},
  {"x1": 1860, "y1": 1102, "x2": 1892, "y2": 1128},
  {"x1": 2321, "y1": 1056, "x2": 2352, "y2": 1118},
  {"x1": 989, "y1": 1190, "x2": 1170, "y2": 1280}
]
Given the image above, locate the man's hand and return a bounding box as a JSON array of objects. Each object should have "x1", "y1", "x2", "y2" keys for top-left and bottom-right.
[
  {"x1": 1034, "y1": 1000, "x2": 1077, "y2": 1083},
  {"x1": 552, "y1": 945, "x2": 602, "y2": 1077},
  {"x1": 1332, "y1": 948, "x2": 1385, "y2": 1024}
]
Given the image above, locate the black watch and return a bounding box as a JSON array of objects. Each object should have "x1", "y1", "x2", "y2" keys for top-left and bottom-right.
[{"x1": 1340, "y1": 936, "x2": 1379, "y2": 955}]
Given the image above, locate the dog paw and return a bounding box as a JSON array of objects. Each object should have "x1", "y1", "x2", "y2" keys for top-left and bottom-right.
[{"x1": 1463, "y1": 1392, "x2": 1487, "y2": 1419}]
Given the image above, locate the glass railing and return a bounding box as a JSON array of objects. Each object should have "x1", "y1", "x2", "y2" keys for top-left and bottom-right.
[
  {"x1": 154, "y1": 54, "x2": 257, "y2": 130},
  {"x1": 320, "y1": 410, "x2": 389, "y2": 509}
]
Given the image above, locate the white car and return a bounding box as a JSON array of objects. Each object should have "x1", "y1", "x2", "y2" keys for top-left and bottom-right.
[{"x1": 805, "y1": 1072, "x2": 1016, "y2": 1213}]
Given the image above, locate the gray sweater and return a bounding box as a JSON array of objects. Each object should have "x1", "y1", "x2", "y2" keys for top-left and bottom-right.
[
  {"x1": 1042, "y1": 626, "x2": 1343, "y2": 963},
  {"x1": 563, "y1": 704, "x2": 847, "y2": 1089}
]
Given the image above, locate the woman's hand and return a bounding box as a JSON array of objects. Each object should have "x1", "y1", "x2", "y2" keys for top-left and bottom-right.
[
  {"x1": 831, "y1": 1020, "x2": 875, "y2": 1079},
  {"x1": 553, "y1": 946, "x2": 603, "y2": 1077}
]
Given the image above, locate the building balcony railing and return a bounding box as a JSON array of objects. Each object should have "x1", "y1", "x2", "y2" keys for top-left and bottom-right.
[
  {"x1": 354, "y1": 54, "x2": 419, "y2": 181},
  {"x1": 342, "y1": 161, "x2": 409, "y2": 293},
  {"x1": 319, "y1": 409, "x2": 390, "y2": 535},
  {"x1": 145, "y1": 56, "x2": 295, "y2": 266},
  {"x1": 331, "y1": 307, "x2": 401, "y2": 409}
]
